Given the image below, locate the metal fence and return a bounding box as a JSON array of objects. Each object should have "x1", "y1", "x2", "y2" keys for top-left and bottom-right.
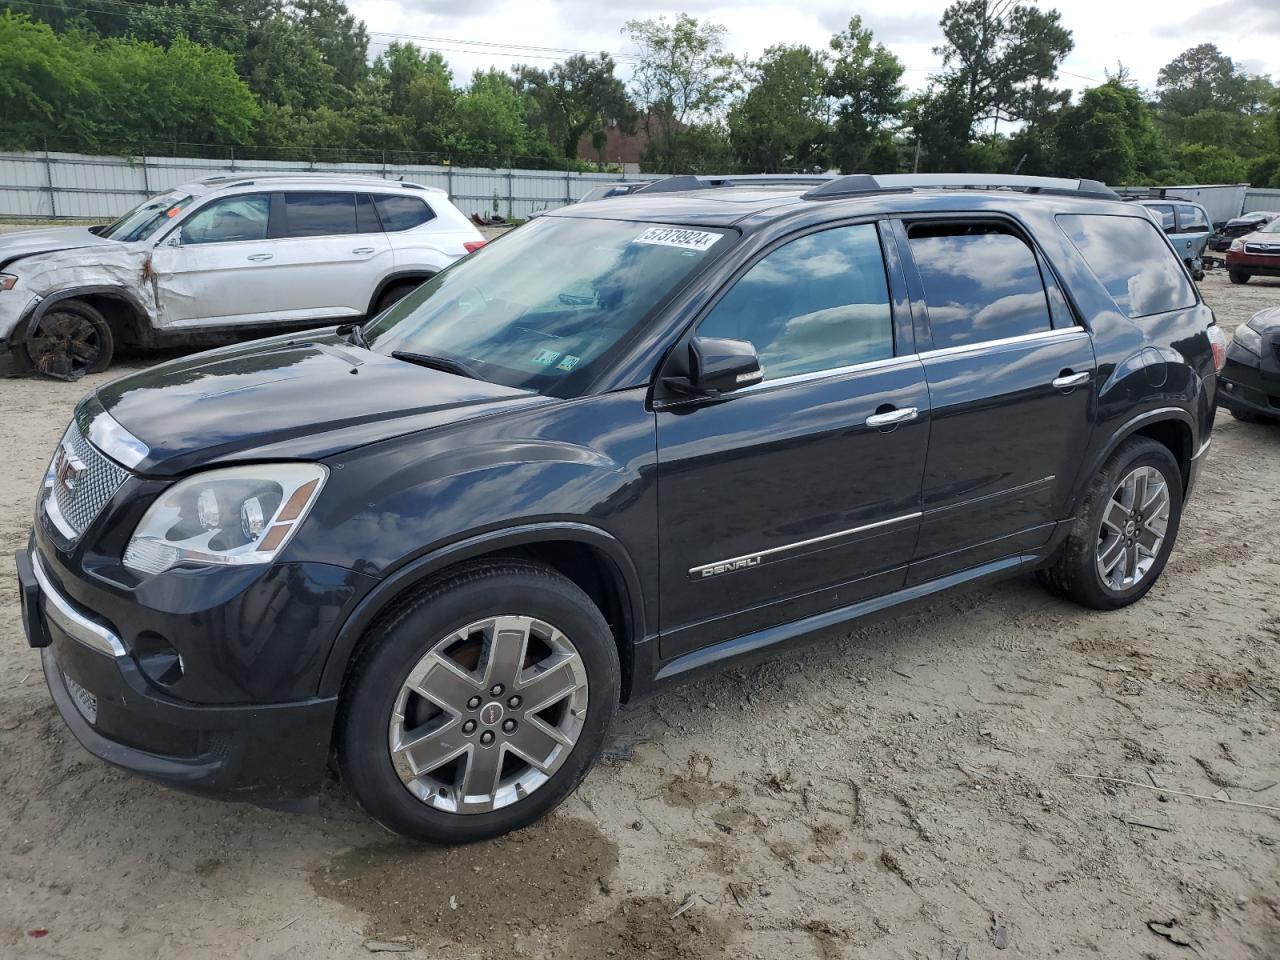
[{"x1": 0, "y1": 150, "x2": 649, "y2": 221}]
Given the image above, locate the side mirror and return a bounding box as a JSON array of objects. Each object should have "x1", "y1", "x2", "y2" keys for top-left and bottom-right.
[
  {"x1": 666, "y1": 336, "x2": 763, "y2": 396},
  {"x1": 163, "y1": 233, "x2": 182, "y2": 249}
]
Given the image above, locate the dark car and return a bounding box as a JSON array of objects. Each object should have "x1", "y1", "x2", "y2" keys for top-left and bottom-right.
[
  {"x1": 1225, "y1": 216, "x2": 1280, "y2": 284},
  {"x1": 17, "y1": 173, "x2": 1225, "y2": 843},
  {"x1": 1211, "y1": 210, "x2": 1280, "y2": 252},
  {"x1": 1218, "y1": 306, "x2": 1280, "y2": 422}
]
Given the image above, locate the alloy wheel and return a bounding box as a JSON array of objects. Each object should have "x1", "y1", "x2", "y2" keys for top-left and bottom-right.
[
  {"x1": 1096, "y1": 465, "x2": 1171, "y2": 591},
  {"x1": 26, "y1": 310, "x2": 106, "y2": 378},
  {"x1": 387, "y1": 615, "x2": 588, "y2": 814}
]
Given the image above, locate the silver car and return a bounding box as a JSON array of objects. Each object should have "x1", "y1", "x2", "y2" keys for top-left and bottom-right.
[{"x1": 0, "y1": 174, "x2": 485, "y2": 378}]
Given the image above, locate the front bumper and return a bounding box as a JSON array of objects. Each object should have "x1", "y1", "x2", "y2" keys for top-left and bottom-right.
[
  {"x1": 1218, "y1": 341, "x2": 1280, "y2": 421},
  {"x1": 18, "y1": 544, "x2": 341, "y2": 805},
  {"x1": 1226, "y1": 252, "x2": 1280, "y2": 277}
]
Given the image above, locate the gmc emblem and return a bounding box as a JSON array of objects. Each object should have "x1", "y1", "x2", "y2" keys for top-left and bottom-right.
[{"x1": 53, "y1": 445, "x2": 86, "y2": 496}]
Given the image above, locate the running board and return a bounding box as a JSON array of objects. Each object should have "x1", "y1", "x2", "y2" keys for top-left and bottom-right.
[{"x1": 654, "y1": 554, "x2": 1038, "y2": 681}]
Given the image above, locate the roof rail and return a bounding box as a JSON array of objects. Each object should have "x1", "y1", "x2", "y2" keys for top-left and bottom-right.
[
  {"x1": 804, "y1": 173, "x2": 1119, "y2": 201},
  {"x1": 633, "y1": 173, "x2": 835, "y2": 195},
  {"x1": 194, "y1": 173, "x2": 432, "y2": 191}
]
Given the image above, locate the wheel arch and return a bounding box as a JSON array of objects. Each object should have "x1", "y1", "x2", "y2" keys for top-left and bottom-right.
[
  {"x1": 1075, "y1": 408, "x2": 1197, "y2": 513},
  {"x1": 366, "y1": 271, "x2": 436, "y2": 317},
  {"x1": 318, "y1": 522, "x2": 645, "y2": 702},
  {"x1": 21, "y1": 285, "x2": 152, "y2": 349}
]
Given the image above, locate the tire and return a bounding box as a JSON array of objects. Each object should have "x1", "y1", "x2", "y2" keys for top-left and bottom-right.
[
  {"x1": 374, "y1": 281, "x2": 420, "y2": 315},
  {"x1": 337, "y1": 560, "x2": 620, "y2": 843},
  {"x1": 25, "y1": 300, "x2": 114, "y2": 379},
  {"x1": 1229, "y1": 407, "x2": 1269, "y2": 424},
  {"x1": 1038, "y1": 437, "x2": 1183, "y2": 611},
  {"x1": 1229, "y1": 269, "x2": 1251, "y2": 285}
]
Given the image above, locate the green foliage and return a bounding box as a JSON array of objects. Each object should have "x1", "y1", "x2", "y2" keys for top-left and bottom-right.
[
  {"x1": 516, "y1": 55, "x2": 634, "y2": 160},
  {"x1": 825, "y1": 17, "x2": 905, "y2": 172},
  {"x1": 1053, "y1": 81, "x2": 1161, "y2": 184},
  {"x1": 728, "y1": 45, "x2": 829, "y2": 173}
]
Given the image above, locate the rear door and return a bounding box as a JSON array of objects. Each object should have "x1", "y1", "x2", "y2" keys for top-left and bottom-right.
[
  {"x1": 655, "y1": 221, "x2": 930, "y2": 661},
  {"x1": 896, "y1": 218, "x2": 1097, "y2": 584}
]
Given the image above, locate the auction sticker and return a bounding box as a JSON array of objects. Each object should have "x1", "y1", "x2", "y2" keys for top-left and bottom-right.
[{"x1": 632, "y1": 227, "x2": 720, "y2": 252}]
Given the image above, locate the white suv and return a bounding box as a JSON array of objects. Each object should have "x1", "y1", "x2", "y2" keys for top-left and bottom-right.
[{"x1": 0, "y1": 174, "x2": 485, "y2": 378}]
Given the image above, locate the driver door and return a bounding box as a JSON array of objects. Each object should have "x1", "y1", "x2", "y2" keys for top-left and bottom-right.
[{"x1": 150, "y1": 192, "x2": 288, "y2": 328}]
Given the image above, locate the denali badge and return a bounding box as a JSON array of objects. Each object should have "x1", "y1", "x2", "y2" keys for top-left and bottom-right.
[{"x1": 690, "y1": 555, "x2": 763, "y2": 580}]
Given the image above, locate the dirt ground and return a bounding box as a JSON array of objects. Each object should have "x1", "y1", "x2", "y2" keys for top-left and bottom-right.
[{"x1": 1, "y1": 261, "x2": 1278, "y2": 960}]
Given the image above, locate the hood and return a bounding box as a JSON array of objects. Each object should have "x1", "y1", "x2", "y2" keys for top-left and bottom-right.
[
  {"x1": 95, "y1": 333, "x2": 550, "y2": 476},
  {"x1": 0, "y1": 227, "x2": 113, "y2": 270},
  {"x1": 1240, "y1": 230, "x2": 1280, "y2": 248},
  {"x1": 1249, "y1": 306, "x2": 1280, "y2": 335}
]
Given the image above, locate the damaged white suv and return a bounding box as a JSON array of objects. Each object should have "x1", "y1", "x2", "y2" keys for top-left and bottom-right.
[{"x1": 0, "y1": 174, "x2": 486, "y2": 378}]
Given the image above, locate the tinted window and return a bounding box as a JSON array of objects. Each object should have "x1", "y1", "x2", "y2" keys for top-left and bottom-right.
[
  {"x1": 284, "y1": 192, "x2": 357, "y2": 237},
  {"x1": 180, "y1": 195, "x2": 270, "y2": 245},
  {"x1": 374, "y1": 194, "x2": 436, "y2": 232},
  {"x1": 356, "y1": 193, "x2": 382, "y2": 233},
  {"x1": 696, "y1": 224, "x2": 892, "y2": 380},
  {"x1": 1175, "y1": 204, "x2": 1209, "y2": 232},
  {"x1": 1147, "y1": 204, "x2": 1175, "y2": 231},
  {"x1": 908, "y1": 226, "x2": 1052, "y2": 348},
  {"x1": 1058, "y1": 214, "x2": 1197, "y2": 318}
]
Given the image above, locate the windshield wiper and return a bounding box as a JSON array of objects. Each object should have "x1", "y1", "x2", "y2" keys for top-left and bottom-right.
[
  {"x1": 337, "y1": 322, "x2": 368, "y2": 349},
  {"x1": 391, "y1": 350, "x2": 482, "y2": 380}
]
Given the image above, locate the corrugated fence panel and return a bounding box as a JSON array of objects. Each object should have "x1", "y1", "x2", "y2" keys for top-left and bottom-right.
[{"x1": 0, "y1": 151, "x2": 649, "y2": 222}]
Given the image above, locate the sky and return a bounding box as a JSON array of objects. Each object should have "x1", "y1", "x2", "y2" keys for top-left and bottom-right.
[{"x1": 348, "y1": 0, "x2": 1278, "y2": 96}]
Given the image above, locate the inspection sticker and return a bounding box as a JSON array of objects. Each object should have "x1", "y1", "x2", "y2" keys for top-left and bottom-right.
[
  {"x1": 632, "y1": 227, "x2": 720, "y2": 252},
  {"x1": 533, "y1": 349, "x2": 561, "y2": 366}
]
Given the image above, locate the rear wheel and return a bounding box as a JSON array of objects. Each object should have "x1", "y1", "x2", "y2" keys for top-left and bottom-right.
[
  {"x1": 337, "y1": 561, "x2": 619, "y2": 843},
  {"x1": 25, "y1": 300, "x2": 114, "y2": 379},
  {"x1": 1038, "y1": 437, "x2": 1183, "y2": 610},
  {"x1": 1229, "y1": 269, "x2": 1251, "y2": 285}
]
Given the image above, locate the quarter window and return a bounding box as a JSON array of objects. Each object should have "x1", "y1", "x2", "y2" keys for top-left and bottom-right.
[
  {"x1": 908, "y1": 224, "x2": 1053, "y2": 349},
  {"x1": 179, "y1": 195, "x2": 270, "y2": 245},
  {"x1": 1057, "y1": 214, "x2": 1197, "y2": 318},
  {"x1": 1147, "y1": 204, "x2": 1176, "y2": 232},
  {"x1": 374, "y1": 195, "x2": 436, "y2": 232},
  {"x1": 696, "y1": 223, "x2": 893, "y2": 381},
  {"x1": 284, "y1": 192, "x2": 358, "y2": 237}
]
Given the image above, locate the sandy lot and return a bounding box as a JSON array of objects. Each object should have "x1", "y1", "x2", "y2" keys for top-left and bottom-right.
[{"x1": 1, "y1": 263, "x2": 1278, "y2": 960}]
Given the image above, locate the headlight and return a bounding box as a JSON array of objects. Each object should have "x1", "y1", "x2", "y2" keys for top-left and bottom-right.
[
  {"x1": 123, "y1": 463, "x2": 327, "y2": 575},
  {"x1": 1233, "y1": 323, "x2": 1262, "y2": 355},
  {"x1": 0, "y1": 274, "x2": 16, "y2": 291},
  {"x1": 1229, "y1": 239, "x2": 1244, "y2": 252}
]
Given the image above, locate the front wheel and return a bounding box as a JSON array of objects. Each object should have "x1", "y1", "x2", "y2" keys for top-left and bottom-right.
[
  {"x1": 1229, "y1": 269, "x2": 1251, "y2": 285},
  {"x1": 1038, "y1": 437, "x2": 1183, "y2": 610},
  {"x1": 25, "y1": 300, "x2": 114, "y2": 379},
  {"x1": 337, "y1": 561, "x2": 619, "y2": 843}
]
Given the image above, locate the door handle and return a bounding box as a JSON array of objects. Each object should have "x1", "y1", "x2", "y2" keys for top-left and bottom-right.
[
  {"x1": 247, "y1": 253, "x2": 273, "y2": 262},
  {"x1": 866, "y1": 406, "x2": 918, "y2": 429},
  {"x1": 352, "y1": 247, "x2": 375, "y2": 255},
  {"x1": 1052, "y1": 370, "x2": 1090, "y2": 391}
]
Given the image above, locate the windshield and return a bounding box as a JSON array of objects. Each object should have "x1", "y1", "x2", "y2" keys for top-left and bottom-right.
[
  {"x1": 1261, "y1": 218, "x2": 1280, "y2": 235},
  {"x1": 99, "y1": 192, "x2": 195, "y2": 242},
  {"x1": 364, "y1": 216, "x2": 730, "y2": 393}
]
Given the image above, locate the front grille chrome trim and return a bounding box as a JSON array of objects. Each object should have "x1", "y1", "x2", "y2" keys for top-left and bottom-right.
[
  {"x1": 31, "y1": 551, "x2": 126, "y2": 658},
  {"x1": 41, "y1": 420, "x2": 130, "y2": 543}
]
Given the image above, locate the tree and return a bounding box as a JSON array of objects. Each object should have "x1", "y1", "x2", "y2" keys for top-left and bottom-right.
[
  {"x1": 1156, "y1": 44, "x2": 1252, "y2": 121},
  {"x1": 1054, "y1": 80, "x2": 1161, "y2": 184},
  {"x1": 729, "y1": 45, "x2": 829, "y2": 172},
  {"x1": 0, "y1": 13, "x2": 95, "y2": 148},
  {"x1": 825, "y1": 16, "x2": 905, "y2": 172},
  {"x1": 448, "y1": 69, "x2": 550, "y2": 166},
  {"x1": 624, "y1": 14, "x2": 737, "y2": 172},
  {"x1": 515, "y1": 54, "x2": 634, "y2": 161},
  {"x1": 932, "y1": 0, "x2": 1073, "y2": 134}
]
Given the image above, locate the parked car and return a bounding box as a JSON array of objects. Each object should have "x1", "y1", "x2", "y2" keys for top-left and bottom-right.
[
  {"x1": 0, "y1": 174, "x2": 485, "y2": 379},
  {"x1": 1225, "y1": 216, "x2": 1280, "y2": 284},
  {"x1": 18, "y1": 172, "x2": 1224, "y2": 843},
  {"x1": 1135, "y1": 198, "x2": 1212, "y2": 280},
  {"x1": 1210, "y1": 210, "x2": 1280, "y2": 252},
  {"x1": 1218, "y1": 307, "x2": 1280, "y2": 422}
]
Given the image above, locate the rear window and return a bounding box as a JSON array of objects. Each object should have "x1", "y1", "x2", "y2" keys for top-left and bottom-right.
[
  {"x1": 1057, "y1": 214, "x2": 1196, "y2": 318},
  {"x1": 1146, "y1": 204, "x2": 1175, "y2": 231},
  {"x1": 284, "y1": 192, "x2": 357, "y2": 237},
  {"x1": 908, "y1": 224, "x2": 1053, "y2": 349},
  {"x1": 1175, "y1": 204, "x2": 1209, "y2": 232},
  {"x1": 374, "y1": 195, "x2": 436, "y2": 231}
]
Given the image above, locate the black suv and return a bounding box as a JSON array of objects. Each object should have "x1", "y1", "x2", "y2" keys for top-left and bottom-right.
[{"x1": 17, "y1": 173, "x2": 1224, "y2": 843}]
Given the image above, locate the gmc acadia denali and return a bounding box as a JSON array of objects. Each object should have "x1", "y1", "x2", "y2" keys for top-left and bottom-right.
[{"x1": 17, "y1": 173, "x2": 1225, "y2": 842}]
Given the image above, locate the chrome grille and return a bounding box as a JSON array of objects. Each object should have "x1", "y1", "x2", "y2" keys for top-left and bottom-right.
[
  {"x1": 1244, "y1": 242, "x2": 1280, "y2": 255},
  {"x1": 43, "y1": 422, "x2": 129, "y2": 541}
]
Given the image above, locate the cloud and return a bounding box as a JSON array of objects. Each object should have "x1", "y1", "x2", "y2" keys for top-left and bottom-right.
[
  {"x1": 816, "y1": 10, "x2": 942, "y2": 45},
  {"x1": 1153, "y1": 0, "x2": 1280, "y2": 41}
]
